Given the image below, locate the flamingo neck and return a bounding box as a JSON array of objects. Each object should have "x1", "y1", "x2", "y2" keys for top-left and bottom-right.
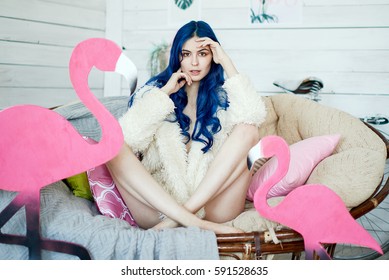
[
  {"x1": 69, "y1": 56, "x2": 122, "y2": 147},
  {"x1": 253, "y1": 146, "x2": 290, "y2": 218}
]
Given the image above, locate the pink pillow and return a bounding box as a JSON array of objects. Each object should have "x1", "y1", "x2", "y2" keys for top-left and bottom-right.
[
  {"x1": 246, "y1": 134, "x2": 341, "y2": 200},
  {"x1": 84, "y1": 137, "x2": 137, "y2": 227}
]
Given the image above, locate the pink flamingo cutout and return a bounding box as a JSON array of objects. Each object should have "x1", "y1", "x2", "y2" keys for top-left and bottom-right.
[
  {"x1": 248, "y1": 135, "x2": 383, "y2": 259},
  {"x1": 0, "y1": 38, "x2": 136, "y2": 259}
]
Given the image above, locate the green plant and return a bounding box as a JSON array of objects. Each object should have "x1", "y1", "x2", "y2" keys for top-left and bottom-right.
[
  {"x1": 148, "y1": 41, "x2": 170, "y2": 76},
  {"x1": 175, "y1": 0, "x2": 193, "y2": 10},
  {"x1": 250, "y1": 0, "x2": 278, "y2": 24}
]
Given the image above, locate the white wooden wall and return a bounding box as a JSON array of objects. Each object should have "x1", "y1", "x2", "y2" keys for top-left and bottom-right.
[
  {"x1": 1, "y1": 0, "x2": 389, "y2": 125},
  {"x1": 0, "y1": 0, "x2": 106, "y2": 109},
  {"x1": 121, "y1": 0, "x2": 389, "y2": 121}
]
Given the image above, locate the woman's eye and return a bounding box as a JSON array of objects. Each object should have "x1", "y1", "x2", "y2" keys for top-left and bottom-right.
[
  {"x1": 199, "y1": 51, "x2": 209, "y2": 57},
  {"x1": 182, "y1": 52, "x2": 190, "y2": 57}
]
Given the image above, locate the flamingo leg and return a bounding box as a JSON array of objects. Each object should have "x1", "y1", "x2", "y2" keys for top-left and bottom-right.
[
  {"x1": 313, "y1": 245, "x2": 331, "y2": 260},
  {"x1": 0, "y1": 197, "x2": 42, "y2": 259},
  {"x1": 41, "y1": 239, "x2": 91, "y2": 260},
  {"x1": 1, "y1": 192, "x2": 91, "y2": 259},
  {"x1": 304, "y1": 241, "x2": 316, "y2": 260},
  {"x1": 304, "y1": 249, "x2": 314, "y2": 260},
  {"x1": 0, "y1": 195, "x2": 30, "y2": 250},
  {"x1": 25, "y1": 198, "x2": 42, "y2": 260},
  {"x1": 304, "y1": 241, "x2": 331, "y2": 260},
  {"x1": 0, "y1": 194, "x2": 24, "y2": 228}
]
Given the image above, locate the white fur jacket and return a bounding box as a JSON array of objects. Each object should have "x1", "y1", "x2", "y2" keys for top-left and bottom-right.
[{"x1": 119, "y1": 74, "x2": 266, "y2": 215}]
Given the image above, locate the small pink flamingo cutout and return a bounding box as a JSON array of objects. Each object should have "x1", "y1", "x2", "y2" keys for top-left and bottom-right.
[
  {"x1": 247, "y1": 135, "x2": 383, "y2": 259},
  {"x1": 0, "y1": 38, "x2": 136, "y2": 259}
]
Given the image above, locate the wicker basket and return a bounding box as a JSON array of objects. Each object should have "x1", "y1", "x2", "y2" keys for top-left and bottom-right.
[{"x1": 217, "y1": 123, "x2": 389, "y2": 260}]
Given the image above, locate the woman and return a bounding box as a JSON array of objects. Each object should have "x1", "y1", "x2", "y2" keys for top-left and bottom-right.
[{"x1": 106, "y1": 21, "x2": 267, "y2": 234}]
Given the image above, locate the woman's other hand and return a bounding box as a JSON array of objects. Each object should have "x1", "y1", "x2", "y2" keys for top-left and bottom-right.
[{"x1": 161, "y1": 68, "x2": 192, "y2": 95}]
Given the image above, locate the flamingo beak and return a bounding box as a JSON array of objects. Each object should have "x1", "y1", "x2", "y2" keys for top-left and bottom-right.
[
  {"x1": 115, "y1": 53, "x2": 138, "y2": 93},
  {"x1": 247, "y1": 139, "x2": 264, "y2": 171}
]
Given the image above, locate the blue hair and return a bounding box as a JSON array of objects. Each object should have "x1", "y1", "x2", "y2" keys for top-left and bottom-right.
[{"x1": 129, "y1": 21, "x2": 229, "y2": 153}]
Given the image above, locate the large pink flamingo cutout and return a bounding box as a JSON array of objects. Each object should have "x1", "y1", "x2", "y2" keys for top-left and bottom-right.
[
  {"x1": 247, "y1": 135, "x2": 383, "y2": 259},
  {"x1": 0, "y1": 38, "x2": 136, "y2": 259}
]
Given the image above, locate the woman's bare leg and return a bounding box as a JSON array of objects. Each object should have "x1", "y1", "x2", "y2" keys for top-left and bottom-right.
[
  {"x1": 115, "y1": 187, "x2": 161, "y2": 229},
  {"x1": 106, "y1": 143, "x2": 243, "y2": 233},
  {"x1": 155, "y1": 123, "x2": 259, "y2": 228},
  {"x1": 204, "y1": 159, "x2": 251, "y2": 223}
]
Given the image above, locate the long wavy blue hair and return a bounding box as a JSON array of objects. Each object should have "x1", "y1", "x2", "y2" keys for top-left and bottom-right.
[{"x1": 129, "y1": 20, "x2": 229, "y2": 153}]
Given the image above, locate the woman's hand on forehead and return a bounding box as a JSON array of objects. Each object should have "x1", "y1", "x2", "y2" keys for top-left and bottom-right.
[{"x1": 195, "y1": 37, "x2": 226, "y2": 65}]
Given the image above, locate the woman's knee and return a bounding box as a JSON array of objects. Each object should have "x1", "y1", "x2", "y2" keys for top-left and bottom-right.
[{"x1": 232, "y1": 123, "x2": 260, "y2": 146}]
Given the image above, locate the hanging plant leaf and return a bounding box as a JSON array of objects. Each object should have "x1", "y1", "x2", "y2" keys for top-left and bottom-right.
[{"x1": 175, "y1": 0, "x2": 193, "y2": 10}]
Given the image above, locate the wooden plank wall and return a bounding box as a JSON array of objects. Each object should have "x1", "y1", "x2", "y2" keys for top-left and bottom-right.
[
  {"x1": 0, "y1": 0, "x2": 106, "y2": 109},
  {"x1": 1, "y1": 0, "x2": 388, "y2": 123},
  {"x1": 121, "y1": 0, "x2": 389, "y2": 120}
]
